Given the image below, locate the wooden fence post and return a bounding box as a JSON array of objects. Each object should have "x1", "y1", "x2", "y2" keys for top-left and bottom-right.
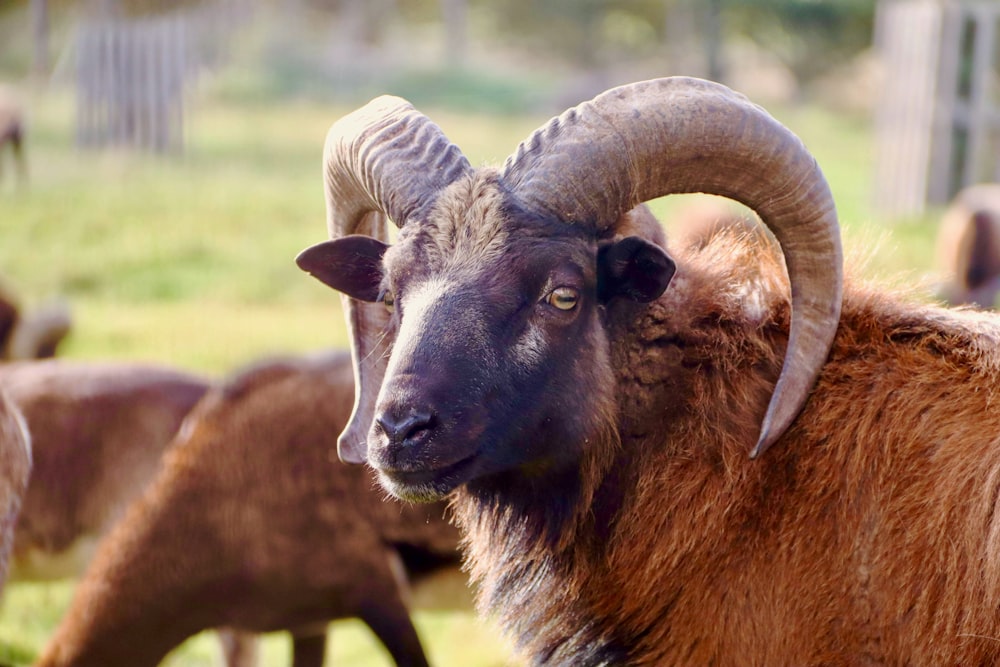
[
  {"x1": 875, "y1": 0, "x2": 1000, "y2": 220},
  {"x1": 74, "y1": 3, "x2": 246, "y2": 154},
  {"x1": 873, "y1": 0, "x2": 943, "y2": 220}
]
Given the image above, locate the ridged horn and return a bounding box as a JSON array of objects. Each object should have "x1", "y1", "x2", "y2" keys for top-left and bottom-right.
[
  {"x1": 501, "y1": 76, "x2": 843, "y2": 457},
  {"x1": 319, "y1": 96, "x2": 472, "y2": 463}
]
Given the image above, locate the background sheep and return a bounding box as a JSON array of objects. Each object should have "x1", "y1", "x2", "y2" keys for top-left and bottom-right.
[
  {"x1": 0, "y1": 387, "x2": 30, "y2": 595},
  {"x1": 0, "y1": 360, "x2": 278, "y2": 664},
  {"x1": 935, "y1": 183, "x2": 1000, "y2": 308},
  {"x1": 35, "y1": 350, "x2": 465, "y2": 667},
  {"x1": 0, "y1": 280, "x2": 71, "y2": 361},
  {"x1": 298, "y1": 76, "x2": 1000, "y2": 665},
  {"x1": 3, "y1": 359, "x2": 211, "y2": 582},
  {"x1": 0, "y1": 88, "x2": 26, "y2": 186}
]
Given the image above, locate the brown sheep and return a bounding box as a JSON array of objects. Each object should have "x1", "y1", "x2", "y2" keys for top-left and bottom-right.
[
  {"x1": 935, "y1": 183, "x2": 1000, "y2": 308},
  {"x1": 297, "y1": 76, "x2": 1000, "y2": 665},
  {"x1": 0, "y1": 387, "x2": 31, "y2": 594},
  {"x1": 34, "y1": 351, "x2": 463, "y2": 667},
  {"x1": 3, "y1": 360, "x2": 211, "y2": 582},
  {"x1": 0, "y1": 280, "x2": 71, "y2": 360},
  {"x1": 2, "y1": 359, "x2": 263, "y2": 665}
]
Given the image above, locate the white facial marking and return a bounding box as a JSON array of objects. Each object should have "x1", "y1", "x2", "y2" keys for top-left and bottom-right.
[
  {"x1": 383, "y1": 276, "x2": 454, "y2": 384},
  {"x1": 381, "y1": 275, "x2": 492, "y2": 381},
  {"x1": 513, "y1": 320, "x2": 547, "y2": 371}
]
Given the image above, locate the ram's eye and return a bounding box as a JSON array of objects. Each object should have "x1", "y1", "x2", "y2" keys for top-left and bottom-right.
[
  {"x1": 379, "y1": 289, "x2": 395, "y2": 313},
  {"x1": 546, "y1": 287, "x2": 579, "y2": 311}
]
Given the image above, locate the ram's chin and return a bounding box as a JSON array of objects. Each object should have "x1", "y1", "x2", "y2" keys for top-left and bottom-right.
[
  {"x1": 378, "y1": 475, "x2": 454, "y2": 503},
  {"x1": 375, "y1": 453, "x2": 479, "y2": 503}
]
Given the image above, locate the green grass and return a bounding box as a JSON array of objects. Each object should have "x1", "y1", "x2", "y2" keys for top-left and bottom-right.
[
  {"x1": 0, "y1": 81, "x2": 946, "y2": 666},
  {"x1": 1, "y1": 579, "x2": 515, "y2": 667}
]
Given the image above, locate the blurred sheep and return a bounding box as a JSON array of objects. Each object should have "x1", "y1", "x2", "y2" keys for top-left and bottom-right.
[
  {"x1": 935, "y1": 183, "x2": 1000, "y2": 308},
  {"x1": 4, "y1": 360, "x2": 211, "y2": 582},
  {"x1": 34, "y1": 351, "x2": 465, "y2": 667}
]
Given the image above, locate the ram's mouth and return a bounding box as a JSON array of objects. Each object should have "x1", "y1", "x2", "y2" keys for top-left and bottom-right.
[{"x1": 376, "y1": 454, "x2": 479, "y2": 503}]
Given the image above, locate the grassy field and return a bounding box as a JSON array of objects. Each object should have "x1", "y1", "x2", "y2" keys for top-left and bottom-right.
[{"x1": 0, "y1": 81, "x2": 945, "y2": 666}]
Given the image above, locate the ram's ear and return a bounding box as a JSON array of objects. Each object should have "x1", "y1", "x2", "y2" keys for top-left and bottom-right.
[
  {"x1": 597, "y1": 235, "x2": 676, "y2": 303},
  {"x1": 296, "y1": 235, "x2": 389, "y2": 302}
]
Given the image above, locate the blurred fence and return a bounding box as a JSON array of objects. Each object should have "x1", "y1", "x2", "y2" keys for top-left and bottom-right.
[
  {"x1": 874, "y1": 0, "x2": 1000, "y2": 220},
  {"x1": 74, "y1": 1, "x2": 250, "y2": 154},
  {"x1": 76, "y1": 15, "x2": 188, "y2": 152}
]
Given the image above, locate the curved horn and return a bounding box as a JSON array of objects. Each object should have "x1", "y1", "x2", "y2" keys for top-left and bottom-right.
[
  {"x1": 501, "y1": 76, "x2": 842, "y2": 458},
  {"x1": 317, "y1": 96, "x2": 472, "y2": 463}
]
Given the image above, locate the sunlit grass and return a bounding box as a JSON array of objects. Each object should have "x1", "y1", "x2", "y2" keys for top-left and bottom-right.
[
  {"x1": 0, "y1": 580, "x2": 515, "y2": 667},
  {"x1": 59, "y1": 299, "x2": 348, "y2": 375}
]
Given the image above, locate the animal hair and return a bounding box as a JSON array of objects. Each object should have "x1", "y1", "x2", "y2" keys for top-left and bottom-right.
[{"x1": 450, "y1": 225, "x2": 1000, "y2": 665}]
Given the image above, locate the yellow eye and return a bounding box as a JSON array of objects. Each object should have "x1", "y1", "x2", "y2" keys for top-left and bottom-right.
[
  {"x1": 381, "y1": 290, "x2": 395, "y2": 313},
  {"x1": 547, "y1": 287, "x2": 579, "y2": 311}
]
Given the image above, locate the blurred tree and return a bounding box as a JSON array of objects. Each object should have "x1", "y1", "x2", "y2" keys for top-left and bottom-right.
[
  {"x1": 114, "y1": 0, "x2": 205, "y2": 16},
  {"x1": 303, "y1": 0, "x2": 396, "y2": 67},
  {"x1": 703, "y1": 0, "x2": 722, "y2": 81},
  {"x1": 484, "y1": 0, "x2": 673, "y2": 71},
  {"x1": 662, "y1": 0, "x2": 724, "y2": 80},
  {"x1": 442, "y1": 0, "x2": 467, "y2": 65},
  {"x1": 480, "y1": 0, "x2": 871, "y2": 90},
  {"x1": 31, "y1": 0, "x2": 48, "y2": 76},
  {"x1": 0, "y1": 0, "x2": 878, "y2": 107},
  {"x1": 726, "y1": 0, "x2": 875, "y2": 96}
]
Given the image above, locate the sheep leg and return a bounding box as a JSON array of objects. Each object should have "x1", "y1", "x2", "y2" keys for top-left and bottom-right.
[
  {"x1": 11, "y1": 128, "x2": 25, "y2": 184},
  {"x1": 290, "y1": 628, "x2": 327, "y2": 667},
  {"x1": 217, "y1": 628, "x2": 259, "y2": 667},
  {"x1": 357, "y1": 595, "x2": 430, "y2": 667}
]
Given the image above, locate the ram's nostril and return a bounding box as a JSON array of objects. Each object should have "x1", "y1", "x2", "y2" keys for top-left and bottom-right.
[{"x1": 376, "y1": 410, "x2": 435, "y2": 448}]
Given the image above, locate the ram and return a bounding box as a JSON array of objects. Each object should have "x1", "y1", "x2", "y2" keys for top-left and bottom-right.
[
  {"x1": 34, "y1": 351, "x2": 463, "y2": 667},
  {"x1": 298, "y1": 76, "x2": 1000, "y2": 665},
  {"x1": 0, "y1": 387, "x2": 30, "y2": 594},
  {"x1": 935, "y1": 183, "x2": 1000, "y2": 308}
]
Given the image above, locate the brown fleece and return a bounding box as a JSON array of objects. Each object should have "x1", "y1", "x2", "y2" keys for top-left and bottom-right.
[{"x1": 455, "y1": 225, "x2": 1000, "y2": 666}]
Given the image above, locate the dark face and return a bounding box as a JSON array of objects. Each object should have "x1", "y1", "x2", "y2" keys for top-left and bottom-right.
[
  {"x1": 369, "y1": 224, "x2": 617, "y2": 501},
  {"x1": 298, "y1": 179, "x2": 675, "y2": 502}
]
